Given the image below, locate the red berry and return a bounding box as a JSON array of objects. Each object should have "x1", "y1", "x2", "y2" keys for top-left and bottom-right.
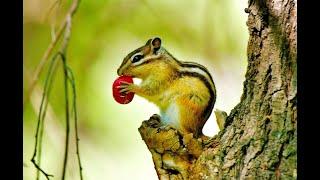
[{"x1": 112, "y1": 75, "x2": 135, "y2": 104}]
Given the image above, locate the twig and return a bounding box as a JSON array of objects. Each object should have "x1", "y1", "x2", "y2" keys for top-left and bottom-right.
[
  {"x1": 61, "y1": 53, "x2": 70, "y2": 180},
  {"x1": 60, "y1": 12, "x2": 73, "y2": 180},
  {"x1": 61, "y1": 15, "x2": 72, "y2": 54},
  {"x1": 36, "y1": 59, "x2": 58, "y2": 180},
  {"x1": 36, "y1": 114, "x2": 44, "y2": 180},
  {"x1": 25, "y1": 63, "x2": 59, "y2": 180},
  {"x1": 43, "y1": 0, "x2": 62, "y2": 24},
  {"x1": 31, "y1": 158, "x2": 54, "y2": 180},
  {"x1": 23, "y1": 0, "x2": 81, "y2": 111},
  {"x1": 43, "y1": 0, "x2": 62, "y2": 41},
  {"x1": 31, "y1": 53, "x2": 61, "y2": 180},
  {"x1": 30, "y1": 0, "x2": 83, "y2": 179},
  {"x1": 67, "y1": 66, "x2": 84, "y2": 180}
]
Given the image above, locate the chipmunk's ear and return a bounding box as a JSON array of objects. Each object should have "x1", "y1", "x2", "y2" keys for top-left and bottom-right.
[{"x1": 151, "y1": 37, "x2": 161, "y2": 53}]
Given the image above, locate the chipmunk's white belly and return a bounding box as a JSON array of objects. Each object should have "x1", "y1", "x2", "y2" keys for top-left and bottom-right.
[{"x1": 160, "y1": 102, "x2": 180, "y2": 129}]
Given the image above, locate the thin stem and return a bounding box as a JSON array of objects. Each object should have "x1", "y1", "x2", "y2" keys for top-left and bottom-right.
[
  {"x1": 61, "y1": 54, "x2": 70, "y2": 180},
  {"x1": 36, "y1": 114, "x2": 43, "y2": 180},
  {"x1": 24, "y1": 23, "x2": 66, "y2": 112},
  {"x1": 67, "y1": 67, "x2": 84, "y2": 180},
  {"x1": 31, "y1": 158, "x2": 54, "y2": 180},
  {"x1": 36, "y1": 60, "x2": 58, "y2": 180},
  {"x1": 43, "y1": 0, "x2": 62, "y2": 23},
  {"x1": 23, "y1": 0, "x2": 81, "y2": 111},
  {"x1": 30, "y1": 0, "x2": 82, "y2": 179},
  {"x1": 31, "y1": 53, "x2": 62, "y2": 180},
  {"x1": 60, "y1": 7, "x2": 73, "y2": 180}
]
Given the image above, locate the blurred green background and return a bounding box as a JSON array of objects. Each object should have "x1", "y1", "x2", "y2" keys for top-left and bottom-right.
[{"x1": 23, "y1": 0, "x2": 248, "y2": 179}]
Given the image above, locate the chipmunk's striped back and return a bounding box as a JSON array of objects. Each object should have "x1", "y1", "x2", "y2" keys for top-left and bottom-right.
[
  {"x1": 165, "y1": 50, "x2": 217, "y2": 122},
  {"x1": 178, "y1": 61, "x2": 216, "y2": 121}
]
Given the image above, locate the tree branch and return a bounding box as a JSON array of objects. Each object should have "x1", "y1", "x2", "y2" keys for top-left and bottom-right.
[
  {"x1": 138, "y1": 0, "x2": 296, "y2": 179},
  {"x1": 138, "y1": 115, "x2": 218, "y2": 179}
]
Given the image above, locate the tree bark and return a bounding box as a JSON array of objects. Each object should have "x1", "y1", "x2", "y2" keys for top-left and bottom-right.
[{"x1": 138, "y1": 0, "x2": 297, "y2": 179}]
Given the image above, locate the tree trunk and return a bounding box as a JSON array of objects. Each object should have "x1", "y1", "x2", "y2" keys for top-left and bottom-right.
[{"x1": 138, "y1": 0, "x2": 297, "y2": 179}]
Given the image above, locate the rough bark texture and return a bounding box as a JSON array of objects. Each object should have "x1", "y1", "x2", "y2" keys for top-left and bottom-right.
[{"x1": 139, "y1": 0, "x2": 297, "y2": 179}]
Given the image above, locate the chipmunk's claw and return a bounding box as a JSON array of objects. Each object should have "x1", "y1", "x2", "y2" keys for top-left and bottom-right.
[{"x1": 118, "y1": 82, "x2": 134, "y2": 94}]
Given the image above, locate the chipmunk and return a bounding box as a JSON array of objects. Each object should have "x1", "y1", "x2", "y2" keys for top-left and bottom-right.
[{"x1": 117, "y1": 37, "x2": 217, "y2": 138}]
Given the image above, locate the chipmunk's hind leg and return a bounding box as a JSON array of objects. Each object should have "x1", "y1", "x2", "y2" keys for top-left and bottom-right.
[{"x1": 175, "y1": 94, "x2": 206, "y2": 137}]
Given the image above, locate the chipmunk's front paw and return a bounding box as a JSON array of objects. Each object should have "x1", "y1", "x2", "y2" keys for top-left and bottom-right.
[{"x1": 118, "y1": 82, "x2": 136, "y2": 94}]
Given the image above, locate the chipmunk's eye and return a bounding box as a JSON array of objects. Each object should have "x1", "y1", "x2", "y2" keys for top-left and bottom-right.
[{"x1": 132, "y1": 54, "x2": 144, "y2": 63}]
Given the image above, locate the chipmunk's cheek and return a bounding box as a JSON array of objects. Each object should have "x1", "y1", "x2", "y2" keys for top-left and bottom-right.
[
  {"x1": 123, "y1": 68, "x2": 134, "y2": 76},
  {"x1": 122, "y1": 69, "x2": 135, "y2": 78}
]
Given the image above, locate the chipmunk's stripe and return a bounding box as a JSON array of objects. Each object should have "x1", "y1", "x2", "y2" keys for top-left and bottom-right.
[
  {"x1": 180, "y1": 63, "x2": 216, "y2": 101},
  {"x1": 165, "y1": 49, "x2": 215, "y2": 90},
  {"x1": 181, "y1": 62, "x2": 214, "y2": 83},
  {"x1": 165, "y1": 49, "x2": 216, "y2": 122},
  {"x1": 118, "y1": 47, "x2": 145, "y2": 75},
  {"x1": 127, "y1": 46, "x2": 145, "y2": 60},
  {"x1": 178, "y1": 71, "x2": 216, "y2": 122},
  {"x1": 132, "y1": 54, "x2": 162, "y2": 67},
  {"x1": 181, "y1": 62, "x2": 216, "y2": 92}
]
